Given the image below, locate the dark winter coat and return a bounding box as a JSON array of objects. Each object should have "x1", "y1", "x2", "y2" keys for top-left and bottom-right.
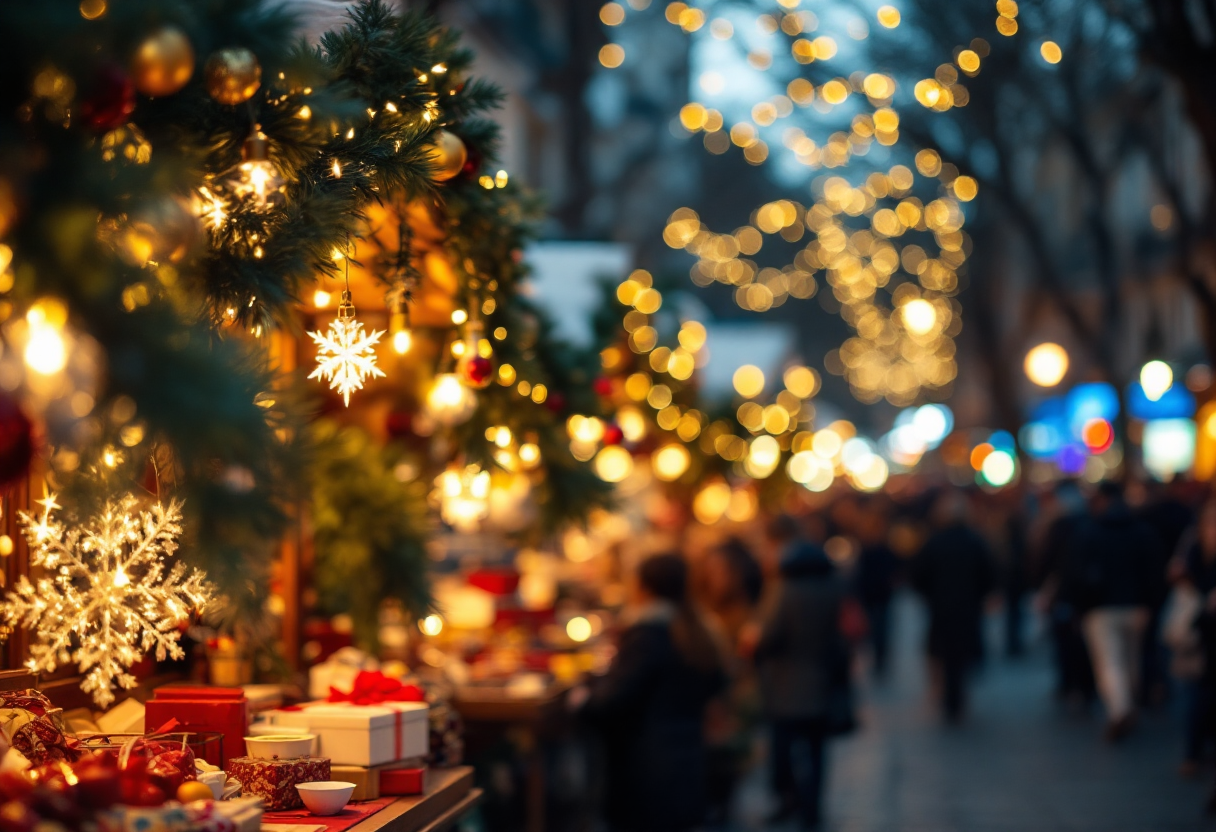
[
  {"x1": 1059, "y1": 505, "x2": 1163, "y2": 614},
  {"x1": 583, "y1": 606, "x2": 725, "y2": 832},
  {"x1": 912, "y1": 523, "x2": 995, "y2": 662},
  {"x1": 755, "y1": 544, "x2": 848, "y2": 720}
]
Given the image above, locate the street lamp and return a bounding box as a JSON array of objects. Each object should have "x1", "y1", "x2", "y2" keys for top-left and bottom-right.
[{"x1": 1024, "y1": 342, "x2": 1069, "y2": 387}]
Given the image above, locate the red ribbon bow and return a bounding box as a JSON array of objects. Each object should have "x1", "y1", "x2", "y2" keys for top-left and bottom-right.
[{"x1": 327, "y1": 670, "x2": 425, "y2": 706}]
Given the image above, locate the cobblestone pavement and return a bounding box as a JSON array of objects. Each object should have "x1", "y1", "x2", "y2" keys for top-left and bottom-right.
[{"x1": 731, "y1": 594, "x2": 1216, "y2": 832}]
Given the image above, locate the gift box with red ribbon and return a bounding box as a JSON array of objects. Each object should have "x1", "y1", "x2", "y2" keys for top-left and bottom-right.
[{"x1": 263, "y1": 675, "x2": 427, "y2": 768}]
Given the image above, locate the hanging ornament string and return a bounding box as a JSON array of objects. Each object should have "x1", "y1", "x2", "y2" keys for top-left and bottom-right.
[
  {"x1": 390, "y1": 212, "x2": 420, "y2": 355},
  {"x1": 308, "y1": 235, "x2": 386, "y2": 406}
]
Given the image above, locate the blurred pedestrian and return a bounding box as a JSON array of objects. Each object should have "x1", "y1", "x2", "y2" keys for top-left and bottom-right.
[
  {"x1": 577, "y1": 554, "x2": 727, "y2": 832},
  {"x1": 1034, "y1": 480, "x2": 1096, "y2": 705},
  {"x1": 1060, "y1": 481, "x2": 1163, "y2": 741},
  {"x1": 1139, "y1": 480, "x2": 1196, "y2": 706},
  {"x1": 1164, "y1": 500, "x2": 1216, "y2": 773},
  {"x1": 853, "y1": 500, "x2": 900, "y2": 678},
  {"x1": 748, "y1": 540, "x2": 853, "y2": 830},
  {"x1": 700, "y1": 539, "x2": 765, "y2": 826},
  {"x1": 911, "y1": 490, "x2": 995, "y2": 723}
]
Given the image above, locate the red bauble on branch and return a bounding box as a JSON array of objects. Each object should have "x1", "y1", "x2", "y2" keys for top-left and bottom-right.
[
  {"x1": 80, "y1": 66, "x2": 136, "y2": 130},
  {"x1": 0, "y1": 394, "x2": 33, "y2": 489},
  {"x1": 459, "y1": 354, "x2": 493, "y2": 389}
]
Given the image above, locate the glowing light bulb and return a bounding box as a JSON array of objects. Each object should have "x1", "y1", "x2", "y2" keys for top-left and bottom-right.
[
  {"x1": 233, "y1": 129, "x2": 283, "y2": 209},
  {"x1": 392, "y1": 329, "x2": 412, "y2": 355},
  {"x1": 313, "y1": 289, "x2": 332, "y2": 309},
  {"x1": 1140, "y1": 360, "x2": 1174, "y2": 402},
  {"x1": 566, "y1": 616, "x2": 592, "y2": 642},
  {"x1": 901, "y1": 298, "x2": 937, "y2": 335},
  {"x1": 419, "y1": 614, "x2": 443, "y2": 636},
  {"x1": 1024, "y1": 343, "x2": 1069, "y2": 387}
]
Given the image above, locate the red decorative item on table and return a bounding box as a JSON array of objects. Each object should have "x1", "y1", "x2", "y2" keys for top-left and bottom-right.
[
  {"x1": 466, "y1": 568, "x2": 519, "y2": 597},
  {"x1": 378, "y1": 767, "x2": 424, "y2": 796},
  {"x1": 144, "y1": 686, "x2": 248, "y2": 766},
  {"x1": 326, "y1": 672, "x2": 425, "y2": 706},
  {"x1": 225, "y1": 756, "x2": 330, "y2": 811}
]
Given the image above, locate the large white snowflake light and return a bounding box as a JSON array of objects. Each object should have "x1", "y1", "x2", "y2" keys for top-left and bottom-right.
[
  {"x1": 1, "y1": 490, "x2": 214, "y2": 707},
  {"x1": 308, "y1": 292, "x2": 386, "y2": 406}
]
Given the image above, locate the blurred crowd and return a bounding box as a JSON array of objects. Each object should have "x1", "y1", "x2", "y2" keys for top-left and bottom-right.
[{"x1": 568, "y1": 474, "x2": 1216, "y2": 831}]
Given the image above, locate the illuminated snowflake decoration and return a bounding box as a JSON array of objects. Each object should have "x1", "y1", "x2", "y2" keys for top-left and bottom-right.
[
  {"x1": 0, "y1": 491, "x2": 214, "y2": 707},
  {"x1": 308, "y1": 297, "x2": 386, "y2": 406}
]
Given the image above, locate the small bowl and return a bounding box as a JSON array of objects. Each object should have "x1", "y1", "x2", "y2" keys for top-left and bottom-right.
[
  {"x1": 244, "y1": 734, "x2": 316, "y2": 760},
  {"x1": 296, "y1": 782, "x2": 355, "y2": 816},
  {"x1": 198, "y1": 770, "x2": 227, "y2": 799}
]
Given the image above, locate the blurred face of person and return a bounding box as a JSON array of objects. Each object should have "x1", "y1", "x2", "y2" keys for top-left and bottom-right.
[{"x1": 703, "y1": 551, "x2": 736, "y2": 606}]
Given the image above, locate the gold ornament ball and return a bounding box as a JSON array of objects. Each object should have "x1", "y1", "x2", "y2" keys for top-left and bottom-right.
[
  {"x1": 176, "y1": 781, "x2": 215, "y2": 804},
  {"x1": 204, "y1": 47, "x2": 261, "y2": 105},
  {"x1": 131, "y1": 27, "x2": 195, "y2": 97},
  {"x1": 425, "y1": 131, "x2": 467, "y2": 182}
]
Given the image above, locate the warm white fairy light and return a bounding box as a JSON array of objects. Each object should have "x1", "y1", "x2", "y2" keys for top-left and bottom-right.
[
  {"x1": 308, "y1": 291, "x2": 385, "y2": 406},
  {"x1": 0, "y1": 490, "x2": 214, "y2": 707}
]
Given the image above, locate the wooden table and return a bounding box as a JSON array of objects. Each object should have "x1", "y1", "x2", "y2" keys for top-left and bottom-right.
[{"x1": 345, "y1": 768, "x2": 481, "y2": 832}]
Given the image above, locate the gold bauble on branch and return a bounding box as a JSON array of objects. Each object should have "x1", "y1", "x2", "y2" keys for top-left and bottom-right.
[
  {"x1": 203, "y1": 47, "x2": 261, "y2": 105},
  {"x1": 131, "y1": 27, "x2": 195, "y2": 97},
  {"x1": 424, "y1": 130, "x2": 467, "y2": 182}
]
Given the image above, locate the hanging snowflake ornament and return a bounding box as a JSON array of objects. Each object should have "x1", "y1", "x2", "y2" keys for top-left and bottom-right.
[
  {"x1": 308, "y1": 291, "x2": 385, "y2": 406},
  {"x1": 1, "y1": 489, "x2": 214, "y2": 707}
]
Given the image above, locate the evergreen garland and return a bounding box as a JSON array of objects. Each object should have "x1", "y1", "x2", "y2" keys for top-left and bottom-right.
[{"x1": 0, "y1": 0, "x2": 614, "y2": 638}]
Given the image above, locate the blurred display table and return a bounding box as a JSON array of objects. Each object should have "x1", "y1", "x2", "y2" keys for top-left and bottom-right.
[
  {"x1": 453, "y1": 681, "x2": 571, "y2": 832},
  {"x1": 344, "y1": 768, "x2": 480, "y2": 832}
]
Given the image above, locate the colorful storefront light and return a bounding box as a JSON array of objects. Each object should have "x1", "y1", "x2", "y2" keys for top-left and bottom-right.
[
  {"x1": 1142, "y1": 418, "x2": 1195, "y2": 481},
  {"x1": 1139, "y1": 360, "x2": 1174, "y2": 402}
]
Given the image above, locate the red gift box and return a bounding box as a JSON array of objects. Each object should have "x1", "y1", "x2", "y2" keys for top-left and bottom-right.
[
  {"x1": 145, "y1": 686, "x2": 248, "y2": 766},
  {"x1": 467, "y1": 568, "x2": 519, "y2": 596},
  {"x1": 379, "y1": 767, "x2": 425, "y2": 796},
  {"x1": 226, "y1": 755, "x2": 330, "y2": 811}
]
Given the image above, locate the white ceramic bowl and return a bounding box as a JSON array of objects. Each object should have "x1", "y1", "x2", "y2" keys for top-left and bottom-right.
[
  {"x1": 244, "y1": 734, "x2": 316, "y2": 760},
  {"x1": 296, "y1": 782, "x2": 355, "y2": 816}
]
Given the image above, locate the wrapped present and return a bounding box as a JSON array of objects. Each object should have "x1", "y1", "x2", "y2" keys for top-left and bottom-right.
[
  {"x1": 225, "y1": 755, "x2": 330, "y2": 811},
  {"x1": 263, "y1": 701, "x2": 428, "y2": 767},
  {"x1": 379, "y1": 767, "x2": 425, "y2": 796},
  {"x1": 329, "y1": 759, "x2": 423, "y2": 801},
  {"x1": 144, "y1": 687, "x2": 248, "y2": 766},
  {"x1": 307, "y1": 647, "x2": 378, "y2": 701},
  {"x1": 0, "y1": 689, "x2": 81, "y2": 765}
]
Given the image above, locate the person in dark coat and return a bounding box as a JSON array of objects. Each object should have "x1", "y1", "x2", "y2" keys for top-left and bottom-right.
[
  {"x1": 853, "y1": 502, "x2": 899, "y2": 678},
  {"x1": 1035, "y1": 481, "x2": 1096, "y2": 704},
  {"x1": 911, "y1": 490, "x2": 995, "y2": 722},
  {"x1": 579, "y1": 554, "x2": 726, "y2": 832},
  {"x1": 1059, "y1": 481, "x2": 1163, "y2": 741},
  {"x1": 752, "y1": 541, "x2": 850, "y2": 829}
]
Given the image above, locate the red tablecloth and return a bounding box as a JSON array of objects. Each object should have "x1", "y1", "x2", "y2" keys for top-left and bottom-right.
[{"x1": 262, "y1": 797, "x2": 396, "y2": 832}]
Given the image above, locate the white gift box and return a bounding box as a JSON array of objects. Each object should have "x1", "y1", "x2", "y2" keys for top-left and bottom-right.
[{"x1": 263, "y1": 701, "x2": 428, "y2": 767}]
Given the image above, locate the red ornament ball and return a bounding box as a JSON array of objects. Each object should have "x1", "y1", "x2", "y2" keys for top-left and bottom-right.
[
  {"x1": 0, "y1": 395, "x2": 33, "y2": 489},
  {"x1": 385, "y1": 410, "x2": 412, "y2": 438},
  {"x1": 81, "y1": 66, "x2": 136, "y2": 130},
  {"x1": 460, "y1": 355, "x2": 493, "y2": 389},
  {"x1": 602, "y1": 424, "x2": 624, "y2": 446},
  {"x1": 592, "y1": 377, "x2": 613, "y2": 396}
]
